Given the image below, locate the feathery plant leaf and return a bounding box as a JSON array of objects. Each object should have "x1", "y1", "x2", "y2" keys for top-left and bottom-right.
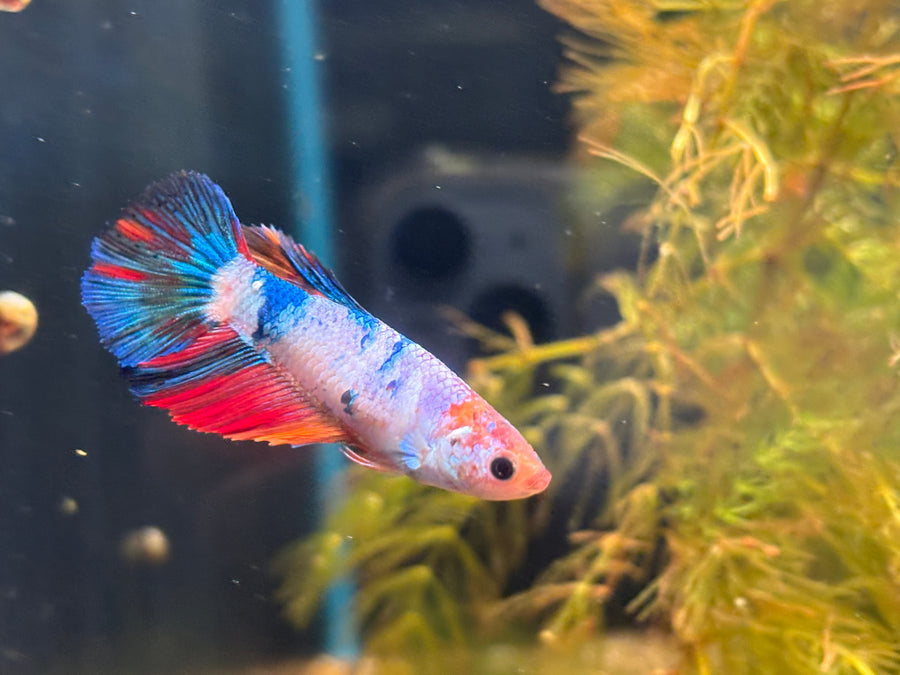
[{"x1": 276, "y1": 1, "x2": 900, "y2": 671}]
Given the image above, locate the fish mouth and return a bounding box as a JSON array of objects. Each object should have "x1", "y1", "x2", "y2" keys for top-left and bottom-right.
[{"x1": 525, "y1": 466, "x2": 552, "y2": 495}]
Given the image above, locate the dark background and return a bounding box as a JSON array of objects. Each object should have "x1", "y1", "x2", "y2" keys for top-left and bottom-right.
[{"x1": 0, "y1": 1, "x2": 575, "y2": 672}]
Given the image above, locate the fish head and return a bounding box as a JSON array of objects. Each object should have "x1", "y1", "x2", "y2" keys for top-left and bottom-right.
[{"x1": 412, "y1": 395, "x2": 551, "y2": 500}]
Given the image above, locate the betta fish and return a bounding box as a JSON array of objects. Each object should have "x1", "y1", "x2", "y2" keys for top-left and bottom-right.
[{"x1": 81, "y1": 172, "x2": 551, "y2": 500}]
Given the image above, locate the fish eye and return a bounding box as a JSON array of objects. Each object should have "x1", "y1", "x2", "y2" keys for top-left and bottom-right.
[{"x1": 490, "y1": 456, "x2": 515, "y2": 481}]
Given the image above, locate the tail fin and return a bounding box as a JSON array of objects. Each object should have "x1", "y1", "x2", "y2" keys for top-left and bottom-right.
[
  {"x1": 81, "y1": 171, "x2": 250, "y2": 367},
  {"x1": 83, "y1": 172, "x2": 352, "y2": 448}
]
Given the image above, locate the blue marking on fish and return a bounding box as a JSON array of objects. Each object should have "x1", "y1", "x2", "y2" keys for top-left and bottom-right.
[
  {"x1": 378, "y1": 338, "x2": 408, "y2": 372},
  {"x1": 341, "y1": 388, "x2": 358, "y2": 415}
]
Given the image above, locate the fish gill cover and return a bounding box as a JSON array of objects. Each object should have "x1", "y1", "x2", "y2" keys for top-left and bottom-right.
[{"x1": 274, "y1": 1, "x2": 900, "y2": 673}]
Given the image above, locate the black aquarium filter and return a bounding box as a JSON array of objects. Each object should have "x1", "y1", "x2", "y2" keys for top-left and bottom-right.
[{"x1": 351, "y1": 149, "x2": 576, "y2": 369}]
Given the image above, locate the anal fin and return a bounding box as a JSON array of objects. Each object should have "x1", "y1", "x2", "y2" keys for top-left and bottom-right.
[{"x1": 129, "y1": 324, "x2": 350, "y2": 447}]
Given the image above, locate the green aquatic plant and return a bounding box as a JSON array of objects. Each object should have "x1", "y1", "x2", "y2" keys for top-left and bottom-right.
[{"x1": 276, "y1": 1, "x2": 900, "y2": 672}]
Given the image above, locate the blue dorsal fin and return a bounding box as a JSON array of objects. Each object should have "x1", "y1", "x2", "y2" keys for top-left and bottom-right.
[{"x1": 242, "y1": 224, "x2": 365, "y2": 311}]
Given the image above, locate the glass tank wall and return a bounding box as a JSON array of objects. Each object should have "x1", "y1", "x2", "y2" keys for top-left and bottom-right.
[
  {"x1": 6, "y1": 2, "x2": 900, "y2": 675},
  {"x1": 1, "y1": 1, "x2": 577, "y2": 672}
]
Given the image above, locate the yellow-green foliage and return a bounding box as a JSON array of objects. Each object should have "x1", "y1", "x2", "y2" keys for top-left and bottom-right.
[{"x1": 275, "y1": 1, "x2": 900, "y2": 672}]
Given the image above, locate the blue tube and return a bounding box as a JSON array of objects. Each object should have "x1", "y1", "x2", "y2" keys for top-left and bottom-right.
[{"x1": 276, "y1": 0, "x2": 359, "y2": 660}]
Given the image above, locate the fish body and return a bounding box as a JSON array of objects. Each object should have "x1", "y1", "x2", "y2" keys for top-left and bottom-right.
[{"x1": 82, "y1": 172, "x2": 550, "y2": 500}]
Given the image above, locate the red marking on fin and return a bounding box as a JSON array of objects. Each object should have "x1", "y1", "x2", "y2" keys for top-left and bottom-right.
[
  {"x1": 115, "y1": 218, "x2": 155, "y2": 242},
  {"x1": 136, "y1": 206, "x2": 190, "y2": 246},
  {"x1": 134, "y1": 325, "x2": 351, "y2": 447},
  {"x1": 139, "y1": 325, "x2": 233, "y2": 367},
  {"x1": 234, "y1": 223, "x2": 252, "y2": 262},
  {"x1": 92, "y1": 262, "x2": 150, "y2": 282}
]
